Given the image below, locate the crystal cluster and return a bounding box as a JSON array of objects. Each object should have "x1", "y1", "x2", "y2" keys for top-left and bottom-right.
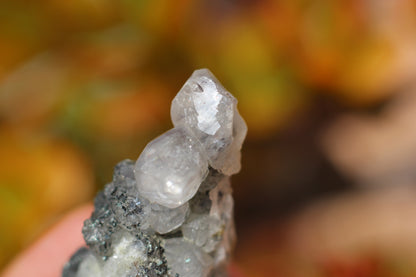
[{"x1": 63, "y1": 69, "x2": 247, "y2": 277}]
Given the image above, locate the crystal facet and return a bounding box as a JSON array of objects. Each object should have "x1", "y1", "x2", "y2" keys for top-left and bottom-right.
[
  {"x1": 63, "y1": 68, "x2": 247, "y2": 277},
  {"x1": 171, "y1": 69, "x2": 247, "y2": 175}
]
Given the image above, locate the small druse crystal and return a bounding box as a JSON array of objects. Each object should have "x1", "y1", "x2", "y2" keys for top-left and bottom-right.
[{"x1": 63, "y1": 68, "x2": 247, "y2": 277}]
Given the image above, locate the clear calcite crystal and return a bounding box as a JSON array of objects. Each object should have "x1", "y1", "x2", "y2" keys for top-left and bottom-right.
[
  {"x1": 63, "y1": 69, "x2": 247, "y2": 277},
  {"x1": 171, "y1": 69, "x2": 247, "y2": 176}
]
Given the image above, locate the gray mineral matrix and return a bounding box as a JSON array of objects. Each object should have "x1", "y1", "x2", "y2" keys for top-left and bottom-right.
[{"x1": 63, "y1": 69, "x2": 247, "y2": 277}]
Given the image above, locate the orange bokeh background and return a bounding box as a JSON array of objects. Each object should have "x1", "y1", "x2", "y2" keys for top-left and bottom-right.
[{"x1": 1, "y1": 1, "x2": 416, "y2": 276}]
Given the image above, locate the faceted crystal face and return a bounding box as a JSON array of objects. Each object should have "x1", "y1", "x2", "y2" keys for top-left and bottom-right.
[
  {"x1": 171, "y1": 69, "x2": 233, "y2": 136},
  {"x1": 135, "y1": 128, "x2": 209, "y2": 208},
  {"x1": 171, "y1": 69, "x2": 247, "y2": 175}
]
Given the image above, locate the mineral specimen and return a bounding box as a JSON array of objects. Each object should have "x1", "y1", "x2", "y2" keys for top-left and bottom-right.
[{"x1": 63, "y1": 69, "x2": 247, "y2": 277}]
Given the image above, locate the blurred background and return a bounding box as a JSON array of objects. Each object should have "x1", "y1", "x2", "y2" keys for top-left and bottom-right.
[{"x1": 1, "y1": 0, "x2": 416, "y2": 276}]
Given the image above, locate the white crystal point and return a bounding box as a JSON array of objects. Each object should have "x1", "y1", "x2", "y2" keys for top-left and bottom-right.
[
  {"x1": 134, "y1": 127, "x2": 209, "y2": 208},
  {"x1": 171, "y1": 68, "x2": 247, "y2": 175}
]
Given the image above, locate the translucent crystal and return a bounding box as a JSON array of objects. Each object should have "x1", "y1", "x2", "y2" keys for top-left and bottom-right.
[
  {"x1": 171, "y1": 69, "x2": 247, "y2": 175},
  {"x1": 106, "y1": 160, "x2": 190, "y2": 234},
  {"x1": 209, "y1": 177, "x2": 236, "y2": 266},
  {"x1": 164, "y1": 238, "x2": 214, "y2": 277},
  {"x1": 182, "y1": 215, "x2": 222, "y2": 253},
  {"x1": 135, "y1": 127, "x2": 209, "y2": 208},
  {"x1": 63, "y1": 69, "x2": 246, "y2": 277},
  {"x1": 148, "y1": 202, "x2": 189, "y2": 234}
]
